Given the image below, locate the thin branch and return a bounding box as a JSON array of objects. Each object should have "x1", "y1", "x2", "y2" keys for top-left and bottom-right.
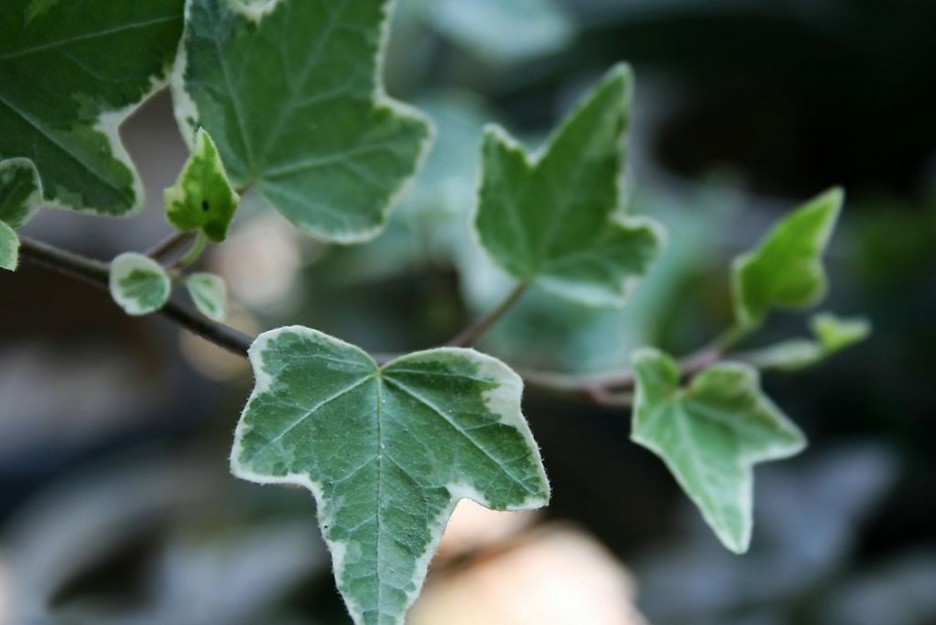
[
  {"x1": 147, "y1": 231, "x2": 197, "y2": 262},
  {"x1": 448, "y1": 281, "x2": 529, "y2": 348},
  {"x1": 18, "y1": 236, "x2": 252, "y2": 359}
]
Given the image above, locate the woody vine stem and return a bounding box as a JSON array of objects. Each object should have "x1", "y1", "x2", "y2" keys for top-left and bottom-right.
[{"x1": 17, "y1": 235, "x2": 740, "y2": 408}]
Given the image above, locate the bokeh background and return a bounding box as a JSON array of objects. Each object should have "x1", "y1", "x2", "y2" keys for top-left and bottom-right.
[{"x1": 2, "y1": 0, "x2": 935, "y2": 623}]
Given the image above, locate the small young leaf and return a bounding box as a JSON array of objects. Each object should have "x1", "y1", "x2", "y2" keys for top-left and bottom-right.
[
  {"x1": 0, "y1": 222, "x2": 19, "y2": 271},
  {"x1": 233, "y1": 327, "x2": 549, "y2": 625},
  {"x1": 172, "y1": 0, "x2": 432, "y2": 243},
  {"x1": 746, "y1": 312, "x2": 871, "y2": 372},
  {"x1": 474, "y1": 64, "x2": 662, "y2": 307},
  {"x1": 186, "y1": 272, "x2": 227, "y2": 321},
  {"x1": 631, "y1": 348, "x2": 806, "y2": 553},
  {"x1": 732, "y1": 188, "x2": 843, "y2": 329},
  {"x1": 109, "y1": 253, "x2": 172, "y2": 316},
  {"x1": 812, "y1": 312, "x2": 871, "y2": 353},
  {"x1": 0, "y1": 158, "x2": 42, "y2": 229},
  {"x1": 164, "y1": 128, "x2": 240, "y2": 243},
  {"x1": 0, "y1": 1, "x2": 183, "y2": 215}
]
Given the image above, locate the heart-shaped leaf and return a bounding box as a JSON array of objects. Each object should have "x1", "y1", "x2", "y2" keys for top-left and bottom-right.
[
  {"x1": 733, "y1": 188, "x2": 842, "y2": 329},
  {"x1": 109, "y1": 253, "x2": 172, "y2": 316},
  {"x1": 232, "y1": 327, "x2": 549, "y2": 625},
  {"x1": 474, "y1": 64, "x2": 662, "y2": 307},
  {"x1": 172, "y1": 0, "x2": 432, "y2": 242},
  {"x1": 631, "y1": 348, "x2": 806, "y2": 553},
  {"x1": 165, "y1": 128, "x2": 240, "y2": 243},
  {"x1": 0, "y1": 0, "x2": 183, "y2": 215}
]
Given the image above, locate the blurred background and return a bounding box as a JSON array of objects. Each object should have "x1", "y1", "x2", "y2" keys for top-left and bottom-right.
[{"x1": 2, "y1": 0, "x2": 935, "y2": 623}]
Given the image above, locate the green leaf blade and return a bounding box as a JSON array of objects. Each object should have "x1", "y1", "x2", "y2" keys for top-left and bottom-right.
[
  {"x1": 185, "y1": 272, "x2": 227, "y2": 321},
  {"x1": 733, "y1": 188, "x2": 843, "y2": 328},
  {"x1": 0, "y1": 1, "x2": 184, "y2": 215},
  {"x1": 233, "y1": 327, "x2": 548, "y2": 625},
  {"x1": 165, "y1": 128, "x2": 240, "y2": 243},
  {"x1": 0, "y1": 158, "x2": 42, "y2": 229},
  {"x1": 0, "y1": 221, "x2": 19, "y2": 271},
  {"x1": 474, "y1": 65, "x2": 663, "y2": 306},
  {"x1": 109, "y1": 253, "x2": 172, "y2": 316},
  {"x1": 631, "y1": 348, "x2": 806, "y2": 553},
  {"x1": 173, "y1": 0, "x2": 432, "y2": 243}
]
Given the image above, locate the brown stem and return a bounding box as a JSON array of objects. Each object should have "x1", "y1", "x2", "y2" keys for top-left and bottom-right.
[
  {"x1": 18, "y1": 236, "x2": 252, "y2": 359},
  {"x1": 146, "y1": 231, "x2": 197, "y2": 262},
  {"x1": 448, "y1": 281, "x2": 529, "y2": 348}
]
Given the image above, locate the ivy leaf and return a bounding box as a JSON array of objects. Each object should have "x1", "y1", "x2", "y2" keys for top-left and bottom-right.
[
  {"x1": 812, "y1": 312, "x2": 871, "y2": 352},
  {"x1": 0, "y1": 1, "x2": 183, "y2": 215},
  {"x1": 474, "y1": 64, "x2": 662, "y2": 307},
  {"x1": 185, "y1": 272, "x2": 227, "y2": 321},
  {"x1": 172, "y1": 0, "x2": 432, "y2": 243},
  {"x1": 631, "y1": 348, "x2": 806, "y2": 553},
  {"x1": 164, "y1": 128, "x2": 240, "y2": 243},
  {"x1": 232, "y1": 327, "x2": 549, "y2": 625},
  {"x1": 732, "y1": 188, "x2": 843, "y2": 329},
  {"x1": 0, "y1": 222, "x2": 18, "y2": 271},
  {"x1": 109, "y1": 253, "x2": 172, "y2": 316},
  {"x1": 746, "y1": 312, "x2": 872, "y2": 372},
  {"x1": 0, "y1": 158, "x2": 42, "y2": 229}
]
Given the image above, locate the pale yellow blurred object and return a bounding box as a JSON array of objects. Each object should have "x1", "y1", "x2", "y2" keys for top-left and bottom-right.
[
  {"x1": 435, "y1": 499, "x2": 538, "y2": 561},
  {"x1": 411, "y1": 523, "x2": 649, "y2": 625}
]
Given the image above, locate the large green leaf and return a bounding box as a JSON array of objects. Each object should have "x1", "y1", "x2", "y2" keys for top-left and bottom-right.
[
  {"x1": 164, "y1": 128, "x2": 240, "y2": 243},
  {"x1": 232, "y1": 327, "x2": 549, "y2": 625},
  {"x1": 631, "y1": 348, "x2": 806, "y2": 553},
  {"x1": 172, "y1": 0, "x2": 432, "y2": 243},
  {"x1": 474, "y1": 65, "x2": 662, "y2": 307},
  {"x1": 0, "y1": 158, "x2": 42, "y2": 229},
  {"x1": 0, "y1": 1, "x2": 184, "y2": 215},
  {"x1": 732, "y1": 188, "x2": 842, "y2": 329}
]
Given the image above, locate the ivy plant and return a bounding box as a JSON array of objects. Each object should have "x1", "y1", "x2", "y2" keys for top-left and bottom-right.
[{"x1": 2, "y1": 0, "x2": 871, "y2": 623}]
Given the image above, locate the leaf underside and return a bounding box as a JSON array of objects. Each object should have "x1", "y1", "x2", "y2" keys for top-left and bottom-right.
[
  {"x1": 0, "y1": 0, "x2": 184, "y2": 215},
  {"x1": 0, "y1": 221, "x2": 19, "y2": 271},
  {"x1": 233, "y1": 327, "x2": 549, "y2": 625},
  {"x1": 733, "y1": 188, "x2": 843, "y2": 328},
  {"x1": 173, "y1": 0, "x2": 432, "y2": 243},
  {"x1": 474, "y1": 64, "x2": 661, "y2": 307},
  {"x1": 631, "y1": 348, "x2": 806, "y2": 553}
]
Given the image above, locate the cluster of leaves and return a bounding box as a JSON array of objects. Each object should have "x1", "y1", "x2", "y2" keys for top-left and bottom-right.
[{"x1": 0, "y1": 1, "x2": 869, "y2": 624}]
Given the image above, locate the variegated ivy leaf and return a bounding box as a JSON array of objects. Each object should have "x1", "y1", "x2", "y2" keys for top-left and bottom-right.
[
  {"x1": 165, "y1": 128, "x2": 240, "y2": 243},
  {"x1": 746, "y1": 312, "x2": 871, "y2": 372},
  {"x1": 109, "y1": 253, "x2": 172, "y2": 316},
  {"x1": 0, "y1": 158, "x2": 42, "y2": 229},
  {"x1": 172, "y1": 0, "x2": 432, "y2": 243},
  {"x1": 0, "y1": 1, "x2": 183, "y2": 215},
  {"x1": 0, "y1": 222, "x2": 18, "y2": 271},
  {"x1": 732, "y1": 188, "x2": 843, "y2": 329},
  {"x1": 233, "y1": 327, "x2": 549, "y2": 625},
  {"x1": 474, "y1": 64, "x2": 662, "y2": 307},
  {"x1": 185, "y1": 272, "x2": 227, "y2": 321},
  {"x1": 631, "y1": 348, "x2": 806, "y2": 553}
]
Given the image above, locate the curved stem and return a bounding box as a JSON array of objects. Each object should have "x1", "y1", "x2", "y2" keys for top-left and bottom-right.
[
  {"x1": 18, "y1": 236, "x2": 252, "y2": 359},
  {"x1": 448, "y1": 281, "x2": 529, "y2": 348},
  {"x1": 171, "y1": 231, "x2": 208, "y2": 271},
  {"x1": 147, "y1": 231, "x2": 197, "y2": 262}
]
